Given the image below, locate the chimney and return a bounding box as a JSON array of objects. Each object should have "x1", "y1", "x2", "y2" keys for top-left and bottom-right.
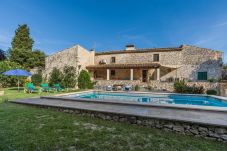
[{"x1": 125, "y1": 44, "x2": 136, "y2": 51}]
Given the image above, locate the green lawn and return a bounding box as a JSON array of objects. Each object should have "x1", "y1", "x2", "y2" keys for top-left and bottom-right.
[
  {"x1": 1, "y1": 87, "x2": 78, "y2": 101},
  {"x1": 0, "y1": 88, "x2": 227, "y2": 150}
]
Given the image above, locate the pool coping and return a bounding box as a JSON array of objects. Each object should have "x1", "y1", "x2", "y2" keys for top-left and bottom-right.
[{"x1": 41, "y1": 90, "x2": 227, "y2": 113}]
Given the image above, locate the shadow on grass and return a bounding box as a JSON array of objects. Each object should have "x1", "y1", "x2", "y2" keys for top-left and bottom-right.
[{"x1": 7, "y1": 87, "x2": 25, "y2": 91}]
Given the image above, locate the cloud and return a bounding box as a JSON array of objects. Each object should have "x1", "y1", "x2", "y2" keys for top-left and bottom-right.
[{"x1": 213, "y1": 22, "x2": 227, "y2": 27}]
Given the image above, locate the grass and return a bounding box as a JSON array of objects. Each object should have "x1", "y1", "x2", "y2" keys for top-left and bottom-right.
[
  {"x1": 0, "y1": 87, "x2": 227, "y2": 150},
  {"x1": 0, "y1": 87, "x2": 79, "y2": 101},
  {"x1": 0, "y1": 103, "x2": 226, "y2": 151}
]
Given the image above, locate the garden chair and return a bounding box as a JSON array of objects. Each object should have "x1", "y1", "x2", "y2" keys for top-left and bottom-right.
[
  {"x1": 52, "y1": 84, "x2": 64, "y2": 92},
  {"x1": 40, "y1": 83, "x2": 51, "y2": 92},
  {"x1": 106, "y1": 85, "x2": 113, "y2": 91},
  {"x1": 124, "y1": 85, "x2": 132, "y2": 91},
  {"x1": 24, "y1": 83, "x2": 37, "y2": 93}
]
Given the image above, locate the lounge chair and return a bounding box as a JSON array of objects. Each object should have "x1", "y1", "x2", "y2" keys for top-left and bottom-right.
[
  {"x1": 124, "y1": 85, "x2": 132, "y2": 91},
  {"x1": 106, "y1": 85, "x2": 113, "y2": 91},
  {"x1": 40, "y1": 83, "x2": 51, "y2": 92},
  {"x1": 52, "y1": 84, "x2": 64, "y2": 92},
  {"x1": 113, "y1": 84, "x2": 123, "y2": 91},
  {"x1": 24, "y1": 83, "x2": 36, "y2": 93}
]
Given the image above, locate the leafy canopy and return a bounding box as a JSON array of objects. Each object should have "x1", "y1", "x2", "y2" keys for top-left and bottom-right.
[
  {"x1": 62, "y1": 66, "x2": 77, "y2": 88},
  {"x1": 11, "y1": 24, "x2": 34, "y2": 50},
  {"x1": 49, "y1": 68, "x2": 63, "y2": 86},
  {"x1": 10, "y1": 24, "x2": 45, "y2": 69},
  {"x1": 28, "y1": 50, "x2": 46, "y2": 68},
  {"x1": 78, "y1": 70, "x2": 93, "y2": 89},
  {"x1": 31, "y1": 73, "x2": 43, "y2": 86}
]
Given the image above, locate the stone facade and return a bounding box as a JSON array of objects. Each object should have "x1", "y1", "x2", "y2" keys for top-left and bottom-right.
[
  {"x1": 94, "y1": 45, "x2": 222, "y2": 82},
  {"x1": 44, "y1": 45, "x2": 94, "y2": 79},
  {"x1": 44, "y1": 44, "x2": 223, "y2": 92}
]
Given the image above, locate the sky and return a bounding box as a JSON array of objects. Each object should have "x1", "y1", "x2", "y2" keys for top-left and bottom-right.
[{"x1": 1, "y1": 0, "x2": 227, "y2": 61}]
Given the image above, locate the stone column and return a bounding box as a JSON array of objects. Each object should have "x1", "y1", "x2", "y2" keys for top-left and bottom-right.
[
  {"x1": 107, "y1": 69, "x2": 110, "y2": 80},
  {"x1": 156, "y1": 68, "x2": 160, "y2": 81},
  {"x1": 130, "y1": 69, "x2": 133, "y2": 80}
]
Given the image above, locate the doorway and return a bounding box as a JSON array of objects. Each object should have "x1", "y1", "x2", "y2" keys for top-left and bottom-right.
[{"x1": 142, "y1": 70, "x2": 148, "y2": 82}]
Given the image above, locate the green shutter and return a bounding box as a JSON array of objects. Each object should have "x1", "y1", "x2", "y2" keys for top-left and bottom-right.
[{"x1": 198, "y1": 72, "x2": 207, "y2": 80}]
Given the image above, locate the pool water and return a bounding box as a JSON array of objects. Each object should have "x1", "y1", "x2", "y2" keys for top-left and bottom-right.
[{"x1": 68, "y1": 92, "x2": 227, "y2": 107}]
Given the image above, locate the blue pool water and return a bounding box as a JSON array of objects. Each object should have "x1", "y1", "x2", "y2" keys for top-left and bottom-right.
[{"x1": 69, "y1": 92, "x2": 227, "y2": 107}]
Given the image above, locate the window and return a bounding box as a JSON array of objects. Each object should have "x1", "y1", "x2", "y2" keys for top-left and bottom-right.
[
  {"x1": 153, "y1": 54, "x2": 159, "y2": 62},
  {"x1": 111, "y1": 70, "x2": 115, "y2": 76},
  {"x1": 111, "y1": 57, "x2": 116, "y2": 63},
  {"x1": 197, "y1": 72, "x2": 207, "y2": 80}
]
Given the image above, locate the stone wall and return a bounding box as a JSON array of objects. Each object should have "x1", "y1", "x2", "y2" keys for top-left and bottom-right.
[
  {"x1": 34, "y1": 105, "x2": 227, "y2": 142},
  {"x1": 148, "y1": 81, "x2": 219, "y2": 92},
  {"x1": 44, "y1": 45, "x2": 94, "y2": 79},
  {"x1": 95, "y1": 50, "x2": 183, "y2": 66},
  {"x1": 219, "y1": 82, "x2": 227, "y2": 97},
  {"x1": 95, "y1": 80, "x2": 146, "y2": 87}
]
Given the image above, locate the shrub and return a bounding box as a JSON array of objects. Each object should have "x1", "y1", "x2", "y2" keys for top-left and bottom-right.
[
  {"x1": 206, "y1": 89, "x2": 217, "y2": 95},
  {"x1": 31, "y1": 73, "x2": 42, "y2": 86},
  {"x1": 174, "y1": 80, "x2": 204, "y2": 94},
  {"x1": 49, "y1": 68, "x2": 63, "y2": 86},
  {"x1": 208, "y1": 78, "x2": 216, "y2": 82},
  {"x1": 78, "y1": 70, "x2": 93, "y2": 89},
  {"x1": 192, "y1": 85, "x2": 204, "y2": 94},
  {"x1": 135, "y1": 85, "x2": 140, "y2": 91},
  {"x1": 62, "y1": 66, "x2": 77, "y2": 89},
  {"x1": 174, "y1": 80, "x2": 187, "y2": 93}
]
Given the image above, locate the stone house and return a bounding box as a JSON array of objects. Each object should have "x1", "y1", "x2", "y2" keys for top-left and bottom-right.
[
  {"x1": 44, "y1": 45, "x2": 94, "y2": 79},
  {"x1": 44, "y1": 44, "x2": 223, "y2": 91}
]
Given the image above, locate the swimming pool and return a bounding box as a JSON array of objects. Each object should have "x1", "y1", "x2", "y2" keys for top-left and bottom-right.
[{"x1": 66, "y1": 92, "x2": 227, "y2": 107}]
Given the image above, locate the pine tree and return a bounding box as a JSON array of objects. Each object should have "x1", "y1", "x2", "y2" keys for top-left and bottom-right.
[
  {"x1": 10, "y1": 24, "x2": 34, "y2": 67},
  {"x1": 0, "y1": 49, "x2": 6, "y2": 61}
]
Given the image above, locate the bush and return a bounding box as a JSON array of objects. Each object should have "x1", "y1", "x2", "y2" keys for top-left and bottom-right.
[
  {"x1": 174, "y1": 80, "x2": 204, "y2": 94},
  {"x1": 31, "y1": 73, "x2": 42, "y2": 86},
  {"x1": 174, "y1": 80, "x2": 187, "y2": 93},
  {"x1": 49, "y1": 68, "x2": 63, "y2": 86},
  {"x1": 191, "y1": 85, "x2": 204, "y2": 94},
  {"x1": 208, "y1": 78, "x2": 216, "y2": 82},
  {"x1": 206, "y1": 89, "x2": 217, "y2": 95},
  {"x1": 78, "y1": 70, "x2": 93, "y2": 89},
  {"x1": 62, "y1": 66, "x2": 77, "y2": 88},
  {"x1": 135, "y1": 85, "x2": 140, "y2": 91}
]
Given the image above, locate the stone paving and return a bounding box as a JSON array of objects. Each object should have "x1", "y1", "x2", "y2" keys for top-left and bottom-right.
[{"x1": 12, "y1": 98, "x2": 227, "y2": 127}]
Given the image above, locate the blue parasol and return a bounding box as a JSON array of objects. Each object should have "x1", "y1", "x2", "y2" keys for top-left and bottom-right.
[{"x1": 2, "y1": 69, "x2": 32, "y2": 91}]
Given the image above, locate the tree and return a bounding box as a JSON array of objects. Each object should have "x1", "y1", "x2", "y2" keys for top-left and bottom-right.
[
  {"x1": 27, "y1": 50, "x2": 46, "y2": 68},
  {"x1": 31, "y1": 73, "x2": 42, "y2": 86},
  {"x1": 5, "y1": 48, "x2": 12, "y2": 59},
  {"x1": 0, "y1": 49, "x2": 6, "y2": 61},
  {"x1": 10, "y1": 24, "x2": 34, "y2": 67},
  {"x1": 0, "y1": 61, "x2": 26, "y2": 87},
  {"x1": 62, "y1": 66, "x2": 77, "y2": 89},
  {"x1": 49, "y1": 68, "x2": 63, "y2": 86},
  {"x1": 11, "y1": 24, "x2": 34, "y2": 50},
  {"x1": 78, "y1": 70, "x2": 93, "y2": 89}
]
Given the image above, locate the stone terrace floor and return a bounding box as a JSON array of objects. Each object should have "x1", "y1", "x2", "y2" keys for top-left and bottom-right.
[{"x1": 12, "y1": 97, "x2": 227, "y2": 127}]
